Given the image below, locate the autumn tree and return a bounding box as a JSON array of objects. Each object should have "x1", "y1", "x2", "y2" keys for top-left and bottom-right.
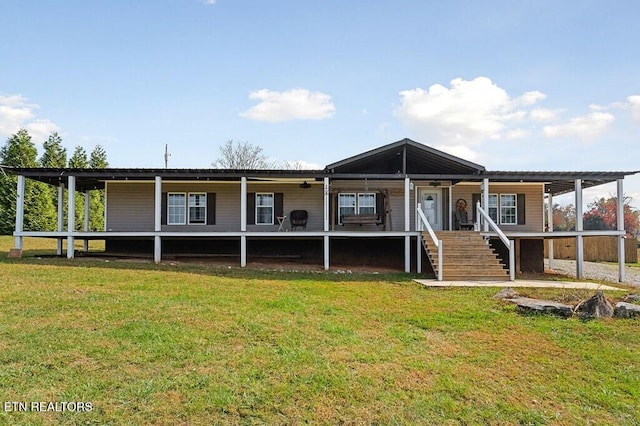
[
  {"x1": 583, "y1": 196, "x2": 640, "y2": 236},
  {"x1": 552, "y1": 203, "x2": 576, "y2": 231}
]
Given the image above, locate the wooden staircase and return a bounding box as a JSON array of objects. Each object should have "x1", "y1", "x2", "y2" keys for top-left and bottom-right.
[{"x1": 422, "y1": 231, "x2": 510, "y2": 281}]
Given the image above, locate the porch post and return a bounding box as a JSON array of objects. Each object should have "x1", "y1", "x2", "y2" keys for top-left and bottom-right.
[
  {"x1": 240, "y1": 177, "x2": 247, "y2": 267},
  {"x1": 67, "y1": 175, "x2": 76, "y2": 259},
  {"x1": 448, "y1": 186, "x2": 453, "y2": 230},
  {"x1": 574, "y1": 179, "x2": 583, "y2": 279},
  {"x1": 416, "y1": 234, "x2": 422, "y2": 273},
  {"x1": 83, "y1": 191, "x2": 90, "y2": 252},
  {"x1": 617, "y1": 178, "x2": 626, "y2": 282},
  {"x1": 404, "y1": 177, "x2": 411, "y2": 272},
  {"x1": 547, "y1": 192, "x2": 554, "y2": 269},
  {"x1": 57, "y1": 183, "x2": 64, "y2": 255},
  {"x1": 482, "y1": 178, "x2": 489, "y2": 232},
  {"x1": 154, "y1": 176, "x2": 162, "y2": 264},
  {"x1": 14, "y1": 174, "x2": 25, "y2": 251},
  {"x1": 323, "y1": 177, "x2": 330, "y2": 271}
]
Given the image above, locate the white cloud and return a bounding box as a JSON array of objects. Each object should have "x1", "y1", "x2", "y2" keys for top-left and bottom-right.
[
  {"x1": 203, "y1": 0, "x2": 216, "y2": 4},
  {"x1": 240, "y1": 89, "x2": 335, "y2": 122},
  {"x1": 0, "y1": 94, "x2": 59, "y2": 143},
  {"x1": 530, "y1": 108, "x2": 561, "y2": 122},
  {"x1": 628, "y1": 95, "x2": 640, "y2": 122},
  {"x1": 396, "y1": 77, "x2": 545, "y2": 147},
  {"x1": 542, "y1": 111, "x2": 614, "y2": 140}
]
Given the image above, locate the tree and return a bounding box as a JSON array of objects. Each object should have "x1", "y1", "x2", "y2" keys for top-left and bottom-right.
[
  {"x1": 212, "y1": 140, "x2": 276, "y2": 169},
  {"x1": 552, "y1": 203, "x2": 576, "y2": 231},
  {"x1": 68, "y1": 146, "x2": 89, "y2": 230},
  {"x1": 583, "y1": 196, "x2": 640, "y2": 236},
  {"x1": 0, "y1": 129, "x2": 56, "y2": 234},
  {"x1": 39, "y1": 132, "x2": 67, "y2": 168},
  {"x1": 89, "y1": 145, "x2": 108, "y2": 231}
]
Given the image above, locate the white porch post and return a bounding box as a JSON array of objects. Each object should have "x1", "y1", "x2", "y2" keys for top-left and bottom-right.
[
  {"x1": 67, "y1": 176, "x2": 76, "y2": 259},
  {"x1": 575, "y1": 179, "x2": 584, "y2": 279},
  {"x1": 57, "y1": 183, "x2": 64, "y2": 255},
  {"x1": 14, "y1": 174, "x2": 25, "y2": 251},
  {"x1": 83, "y1": 191, "x2": 90, "y2": 252},
  {"x1": 482, "y1": 178, "x2": 489, "y2": 232},
  {"x1": 154, "y1": 176, "x2": 162, "y2": 264},
  {"x1": 240, "y1": 177, "x2": 247, "y2": 267},
  {"x1": 323, "y1": 177, "x2": 330, "y2": 271},
  {"x1": 617, "y1": 178, "x2": 626, "y2": 282},
  {"x1": 547, "y1": 192, "x2": 554, "y2": 269},
  {"x1": 404, "y1": 177, "x2": 411, "y2": 272}
]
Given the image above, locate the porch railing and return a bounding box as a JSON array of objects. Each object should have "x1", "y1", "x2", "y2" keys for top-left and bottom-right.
[
  {"x1": 417, "y1": 203, "x2": 443, "y2": 281},
  {"x1": 476, "y1": 201, "x2": 515, "y2": 281}
]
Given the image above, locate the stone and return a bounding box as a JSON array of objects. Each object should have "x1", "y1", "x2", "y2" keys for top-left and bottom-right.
[
  {"x1": 623, "y1": 294, "x2": 640, "y2": 303},
  {"x1": 614, "y1": 302, "x2": 640, "y2": 319},
  {"x1": 494, "y1": 288, "x2": 518, "y2": 299},
  {"x1": 574, "y1": 291, "x2": 614, "y2": 319},
  {"x1": 509, "y1": 297, "x2": 574, "y2": 318},
  {"x1": 7, "y1": 248, "x2": 23, "y2": 258}
]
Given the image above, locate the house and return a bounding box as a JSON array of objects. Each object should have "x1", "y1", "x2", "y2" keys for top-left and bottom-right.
[{"x1": 4, "y1": 138, "x2": 637, "y2": 281}]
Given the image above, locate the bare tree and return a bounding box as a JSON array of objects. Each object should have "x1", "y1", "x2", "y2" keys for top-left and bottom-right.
[{"x1": 212, "y1": 140, "x2": 276, "y2": 169}]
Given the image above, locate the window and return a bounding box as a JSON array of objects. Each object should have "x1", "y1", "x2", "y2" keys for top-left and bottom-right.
[
  {"x1": 167, "y1": 192, "x2": 208, "y2": 225},
  {"x1": 256, "y1": 193, "x2": 274, "y2": 225},
  {"x1": 188, "y1": 193, "x2": 206, "y2": 224},
  {"x1": 168, "y1": 193, "x2": 186, "y2": 225},
  {"x1": 338, "y1": 193, "x2": 356, "y2": 221},
  {"x1": 488, "y1": 194, "x2": 498, "y2": 222},
  {"x1": 500, "y1": 194, "x2": 517, "y2": 225},
  {"x1": 338, "y1": 192, "x2": 377, "y2": 223},
  {"x1": 358, "y1": 193, "x2": 376, "y2": 214}
]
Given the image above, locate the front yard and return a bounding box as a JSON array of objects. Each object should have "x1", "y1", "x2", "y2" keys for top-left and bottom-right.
[{"x1": 0, "y1": 237, "x2": 639, "y2": 424}]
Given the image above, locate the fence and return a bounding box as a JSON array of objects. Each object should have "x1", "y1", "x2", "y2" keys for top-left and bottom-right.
[{"x1": 544, "y1": 236, "x2": 638, "y2": 263}]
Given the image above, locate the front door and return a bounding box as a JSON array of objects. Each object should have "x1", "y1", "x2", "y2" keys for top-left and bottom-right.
[{"x1": 418, "y1": 189, "x2": 442, "y2": 231}]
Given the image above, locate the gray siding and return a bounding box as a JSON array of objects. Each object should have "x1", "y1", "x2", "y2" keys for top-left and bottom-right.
[
  {"x1": 452, "y1": 183, "x2": 544, "y2": 232},
  {"x1": 106, "y1": 182, "x2": 154, "y2": 231}
]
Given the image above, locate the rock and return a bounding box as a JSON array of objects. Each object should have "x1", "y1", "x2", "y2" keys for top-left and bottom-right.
[
  {"x1": 509, "y1": 297, "x2": 574, "y2": 318},
  {"x1": 574, "y1": 291, "x2": 614, "y2": 319},
  {"x1": 494, "y1": 288, "x2": 518, "y2": 299},
  {"x1": 7, "y1": 248, "x2": 22, "y2": 258},
  {"x1": 614, "y1": 302, "x2": 640, "y2": 319},
  {"x1": 623, "y1": 294, "x2": 640, "y2": 303}
]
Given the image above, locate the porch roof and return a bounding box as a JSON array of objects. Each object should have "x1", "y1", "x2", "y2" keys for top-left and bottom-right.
[{"x1": 3, "y1": 166, "x2": 636, "y2": 195}]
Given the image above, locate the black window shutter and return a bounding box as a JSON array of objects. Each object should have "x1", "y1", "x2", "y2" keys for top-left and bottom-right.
[
  {"x1": 517, "y1": 194, "x2": 526, "y2": 225},
  {"x1": 161, "y1": 193, "x2": 167, "y2": 225},
  {"x1": 207, "y1": 193, "x2": 216, "y2": 225},
  {"x1": 376, "y1": 192, "x2": 385, "y2": 222},
  {"x1": 274, "y1": 193, "x2": 284, "y2": 218},
  {"x1": 471, "y1": 193, "x2": 481, "y2": 222},
  {"x1": 247, "y1": 193, "x2": 255, "y2": 225}
]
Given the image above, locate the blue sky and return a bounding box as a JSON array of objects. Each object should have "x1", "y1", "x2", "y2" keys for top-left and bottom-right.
[{"x1": 1, "y1": 0, "x2": 639, "y2": 207}]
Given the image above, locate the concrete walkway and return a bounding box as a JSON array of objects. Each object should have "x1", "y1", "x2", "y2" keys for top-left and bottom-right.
[{"x1": 414, "y1": 279, "x2": 624, "y2": 291}]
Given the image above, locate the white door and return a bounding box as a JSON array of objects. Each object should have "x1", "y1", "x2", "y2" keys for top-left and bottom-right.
[{"x1": 418, "y1": 189, "x2": 442, "y2": 231}]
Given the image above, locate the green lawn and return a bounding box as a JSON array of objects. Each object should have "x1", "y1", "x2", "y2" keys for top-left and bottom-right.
[{"x1": 1, "y1": 237, "x2": 639, "y2": 425}]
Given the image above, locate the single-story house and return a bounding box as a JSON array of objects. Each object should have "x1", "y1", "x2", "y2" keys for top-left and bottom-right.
[{"x1": 4, "y1": 138, "x2": 637, "y2": 281}]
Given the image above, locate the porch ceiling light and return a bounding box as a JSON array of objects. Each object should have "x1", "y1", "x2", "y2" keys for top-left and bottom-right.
[{"x1": 299, "y1": 181, "x2": 311, "y2": 189}]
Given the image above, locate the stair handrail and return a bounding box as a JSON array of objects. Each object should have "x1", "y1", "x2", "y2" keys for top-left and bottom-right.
[
  {"x1": 417, "y1": 203, "x2": 443, "y2": 281},
  {"x1": 476, "y1": 201, "x2": 515, "y2": 281}
]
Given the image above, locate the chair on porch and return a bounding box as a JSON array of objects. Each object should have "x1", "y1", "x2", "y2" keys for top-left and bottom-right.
[
  {"x1": 454, "y1": 199, "x2": 474, "y2": 230},
  {"x1": 289, "y1": 210, "x2": 308, "y2": 231}
]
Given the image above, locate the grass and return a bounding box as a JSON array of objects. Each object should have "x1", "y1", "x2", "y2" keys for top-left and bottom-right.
[{"x1": 1, "y1": 237, "x2": 639, "y2": 424}]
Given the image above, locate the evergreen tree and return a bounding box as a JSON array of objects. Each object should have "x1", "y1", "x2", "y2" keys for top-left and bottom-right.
[
  {"x1": 68, "y1": 146, "x2": 89, "y2": 230},
  {"x1": 89, "y1": 145, "x2": 108, "y2": 231},
  {"x1": 39, "y1": 132, "x2": 68, "y2": 230},
  {"x1": 0, "y1": 129, "x2": 56, "y2": 234}
]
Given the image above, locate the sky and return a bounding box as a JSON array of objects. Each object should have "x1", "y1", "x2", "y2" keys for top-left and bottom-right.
[{"x1": 1, "y1": 0, "x2": 639, "y2": 208}]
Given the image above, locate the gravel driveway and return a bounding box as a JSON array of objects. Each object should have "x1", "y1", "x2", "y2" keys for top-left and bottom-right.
[{"x1": 545, "y1": 259, "x2": 640, "y2": 288}]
